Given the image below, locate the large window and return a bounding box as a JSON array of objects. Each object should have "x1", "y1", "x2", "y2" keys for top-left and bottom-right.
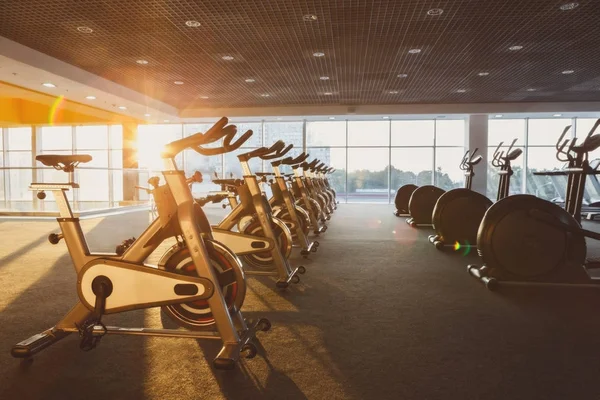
[
  {"x1": 306, "y1": 121, "x2": 347, "y2": 199},
  {"x1": 391, "y1": 121, "x2": 434, "y2": 190},
  {"x1": 7, "y1": 127, "x2": 33, "y2": 202}
]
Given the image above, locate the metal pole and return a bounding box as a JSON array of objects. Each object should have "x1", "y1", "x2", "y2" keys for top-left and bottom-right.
[
  {"x1": 388, "y1": 118, "x2": 392, "y2": 204},
  {"x1": 522, "y1": 118, "x2": 529, "y2": 194},
  {"x1": 345, "y1": 119, "x2": 348, "y2": 203}
]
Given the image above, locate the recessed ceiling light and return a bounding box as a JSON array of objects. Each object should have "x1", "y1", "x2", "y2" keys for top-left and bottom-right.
[
  {"x1": 118, "y1": 106, "x2": 127, "y2": 110},
  {"x1": 164, "y1": 119, "x2": 170, "y2": 122},
  {"x1": 560, "y1": 2, "x2": 579, "y2": 10},
  {"x1": 77, "y1": 26, "x2": 93, "y2": 33},
  {"x1": 389, "y1": 90, "x2": 399, "y2": 94},
  {"x1": 42, "y1": 82, "x2": 56, "y2": 88},
  {"x1": 185, "y1": 20, "x2": 201, "y2": 27},
  {"x1": 478, "y1": 72, "x2": 490, "y2": 76},
  {"x1": 245, "y1": 78, "x2": 255, "y2": 83},
  {"x1": 553, "y1": 114, "x2": 563, "y2": 117},
  {"x1": 323, "y1": 92, "x2": 333, "y2": 95},
  {"x1": 562, "y1": 70, "x2": 575, "y2": 74},
  {"x1": 320, "y1": 76, "x2": 330, "y2": 80},
  {"x1": 85, "y1": 95, "x2": 96, "y2": 100},
  {"x1": 136, "y1": 59, "x2": 149, "y2": 65},
  {"x1": 427, "y1": 8, "x2": 444, "y2": 16},
  {"x1": 329, "y1": 117, "x2": 335, "y2": 120},
  {"x1": 383, "y1": 116, "x2": 389, "y2": 119},
  {"x1": 527, "y1": 88, "x2": 537, "y2": 92},
  {"x1": 495, "y1": 114, "x2": 503, "y2": 118},
  {"x1": 174, "y1": 81, "x2": 184, "y2": 85},
  {"x1": 222, "y1": 55, "x2": 234, "y2": 61},
  {"x1": 144, "y1": 113, "x2": 151, "y2": 117},
  {"x1": 313, "y1": 52, "x2": 325, "y2": 57},
  {"x1": 261, "y1": 93, "x2": 270, "y2": 97},
  {"x1": 200, "y1": 96, "x2": 209, "y2": 99},
  {"x1": 509, "y1": 45, "x2": 523, "y2": 51},
  {"x1": 397, "y1": 73, "x2": 408, "y2": 78},
  {"x1": 408, "y1": 48, "x2": 422, "y2": 54},
  {"x1": 303, "y1": 14, "x2": 318, "y2": 21},
  {"x1": 456, "y1": 89, "x2": 467, "y2": 93}
]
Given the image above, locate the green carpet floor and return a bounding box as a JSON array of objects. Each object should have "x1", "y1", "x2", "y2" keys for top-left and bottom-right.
[{"x1": 1, "y1": 204, "x2": 600, "y2": 400}]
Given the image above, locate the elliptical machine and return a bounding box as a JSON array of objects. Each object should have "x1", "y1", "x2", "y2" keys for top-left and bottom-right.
[
  {"x1": 406, "y1": 149, "x2": 482, "y2": 228},
  {"x1": 428, "y1": 140, "x2": 522, "y2": 250},
  {"x1": 468, "y1": 120, "x2": 600, "y2": 290}
]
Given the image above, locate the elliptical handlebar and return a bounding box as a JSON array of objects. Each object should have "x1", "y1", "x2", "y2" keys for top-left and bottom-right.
[{"x1": 491, "y1": 142, "x2": 504, "y2": 168}]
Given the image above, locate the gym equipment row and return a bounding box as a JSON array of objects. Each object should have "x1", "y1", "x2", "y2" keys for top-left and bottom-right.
[{"x1": 11, "y1": 117, "x2": 338, "y2": 370}]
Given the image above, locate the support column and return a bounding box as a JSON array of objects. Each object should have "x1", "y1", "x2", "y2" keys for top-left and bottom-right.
[
  {"x1": 122, "y1": 123, "x2": 138, "y2": 202},
  {"x1": 466, "y1": 115, "x2": 488, "y2": 195}
]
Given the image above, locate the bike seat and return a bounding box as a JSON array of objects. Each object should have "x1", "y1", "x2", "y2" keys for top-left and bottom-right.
[{"x1": 36, "y1": 154, "x2": 92, "y2": 172}]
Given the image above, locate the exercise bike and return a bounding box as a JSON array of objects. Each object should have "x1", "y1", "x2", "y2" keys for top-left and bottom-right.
[
  {"x1": 13, "y1": 118, "x2": 270, "y2": 370},
  {"x1": 290, "y1": 159, "x2": 328, "y2": 235},
  {"x1": 428, "y1": 140, "x2": 522, "y2": 250},
  {"x1": 468, "y1": 119, "x2": 600, "y2": 290}
]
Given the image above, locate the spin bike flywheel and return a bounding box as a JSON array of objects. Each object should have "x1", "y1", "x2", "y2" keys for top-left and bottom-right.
[
  {"x1": 477, "y1": 195, "x2": 586, "y2": 279},
  {"x1": 158, "y1": 239, "x2": 246, "y2": 330},
  {"x1": 274, "y1": 206, "x2": 310, "y2": 243},
  {"x1": 240, "y1": 216, "x2": 293, "y2": 269}
]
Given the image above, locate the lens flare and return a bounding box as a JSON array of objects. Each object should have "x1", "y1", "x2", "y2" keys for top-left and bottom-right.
[
  {"x1": 462, "y1": 241, "x2": 472, "y2": 256},
  {"x1": 454, "y1": 242, "x2": 461, "y2": 251},
  {"x1": 48, "y1": 95, "x2": 66, "y2": 125}
]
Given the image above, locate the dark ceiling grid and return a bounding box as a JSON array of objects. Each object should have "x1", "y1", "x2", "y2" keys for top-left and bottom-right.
[{"x1": 1, "y1": 0, "x2": 600, "y2": 108}]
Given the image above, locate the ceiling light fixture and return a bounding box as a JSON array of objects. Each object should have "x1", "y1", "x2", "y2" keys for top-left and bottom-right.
[
  {"x1": 164, "y1": 119, "x2": 170, "y2": 122},
  {"x1": 42, "y1": 82, "x2": 56, "y2": 88},
  {"x1": 303, "y1": 14, "x2": 318, "y2": 21},
  {"x1": 553, "y1": 114, "x2": 563, "y2": 117},
  {"x1": 408, "y1": 48, "x2": 422, "y2": 54},
  {"x1": 136, "y1": 59, "x2": 149, "y2": 65},
  {"x1": 457, "y1": 89, "x2": 467, "y2": 93},
  {"x1": 478, "y1": 72, "x2": 490, "y2": 76},
  {"x1": 261, "y1": 93, "x2": 270, "y2": 97},
  {"x1": 397, "y1": 73, "x2": 408, "y2": 78},
  {"x1": 527, "y1": 88, "x2": 537, "y2": 92},
  {"x1": 245, "y1": 78, "x2": 255, "y2": 83},
  {"x1": 77, "y1": 26, "x2": 93, "y2": 33},
  {"x1": 222, "y1": 55, "x2": 234, "y2": 61},
  {"x1": 495, "y1": 114, "x2": 503, "y2": 118},
  {"x1": 509, "y1": 45, "x2": 523, "y2": 51},
  {"x1": 118, "y1": 106, "x2": 127, "y2": 110},
  {"x1": 320, "y1": 76, "x2": 330, "y2": 80},
  {"x1": 174, "y1": 81, "x2": 184, "y2": 85},
  {"x1": 85, "y1": 95, "x2": 96, "y2": 100},
  {"x1": 427, "y1": 8, "x2": 444, "y2": 16},
  {"x1": 389, "y1": 90, "x2": 399, "y2": 94},
  {"x1": 562, "y1": 70, "x2": 575, "y2": 74},
  {"x1": 560, "y1": 2, "x2": 579, "y2": 10},
  {"x1": 144, "y1": 113, "x2": 151, "y2": 117},
  {"x1": 313, "y1": 52, "x2": 325, "y2": 57},
  {"x1": 323, "y1": 92, "x2": 333, "y2": 95},
  {"x1": 185, "y1": 20, "x2": 201, "y2": 27},
  {"x1": 200, "y1": 96, "x2": 209, "y2": 99}
]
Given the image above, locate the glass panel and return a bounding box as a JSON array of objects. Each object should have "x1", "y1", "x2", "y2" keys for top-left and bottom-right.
[
  {"x1": 435, "y1": 147, "x2": 466, "y2": 190},
  {"x1": 75, "y1": 125, "x2": 108, "y2": 149},
  {"x1": 78, "y1": 170, "x2": 109, "y2": 201},
  {"x1": 77, "y1": 150, "x2": 109, "y2": 168},
  {"x1": 436, "y1": 120, "x2": 465, "y2": 146},
  {"x1": 526, "y1": 147, "x2": 566, "y2": 201},
  {"x1": 40, "y1": 126, "x2": 72, "y2": 150},
  {"x1": 306, "y1": 121, "x2": 346, "y2": 147},
  {"x1": 112, "y1": 170, "x2": 124, "y2": 202},
  {"x1": 109, "y1": 125, "x2": 123, "y2": 149},
  {"x1": 224, "y1": 149, "x2": 262, "y2": 179},
  {"x1": 486, "y1": 146, "x2": 524, "y2": 199},
  {"x1": 391, "y1": 147, "x2": 433, "y2": 189},
  {"x1": 184, "y1": 150, "x2": 223, "y2": 197},
  {"x1": 391, "y1": 120, "x2": 434, "y2": 147},
  {"x1": 264, "y1": 147, "x2": 304, "y2": 173},
  {"x1": 230, "y1": 122, "x2": 263, "y2": 147},
  {"x1": 7, "y1": 127, "x2": 32, "y2": 151},
  {"x1": 264, "y1": 121, "x2": 303, "y2": 148},
  {"x1": 304, "y1": 147, "x2": 346, "y2": 199},
  {"x1": 0, "y1": 129, "x2": 3, "y2": 150},
  {"x1": 8, "y1": 151, "x2": 32, "y2": 200},
  {"x1": 348, "y1": 121, "x2": 389, "y2": 146},
  {"x1": 575, "y1": 118, "x2": 600, "y2": 162},
  {"x1": 488, "y1": 119, "x2": 526, "y2": 147},
  {"x1": 111, "y1": 150, "x2": 123, "y2": 169},
  {"x1": 347, "y1": 148, "x2": 389, "y2": 203},
  {"x1": 137, "y1": 124, "x2": 183, "y2": 169},
  {"x1": 8, "y1": 151, "x2": 31, "y2": 167},
  {"x1": 527, "y1": 119, "x2": 572, "y2": 146}
]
